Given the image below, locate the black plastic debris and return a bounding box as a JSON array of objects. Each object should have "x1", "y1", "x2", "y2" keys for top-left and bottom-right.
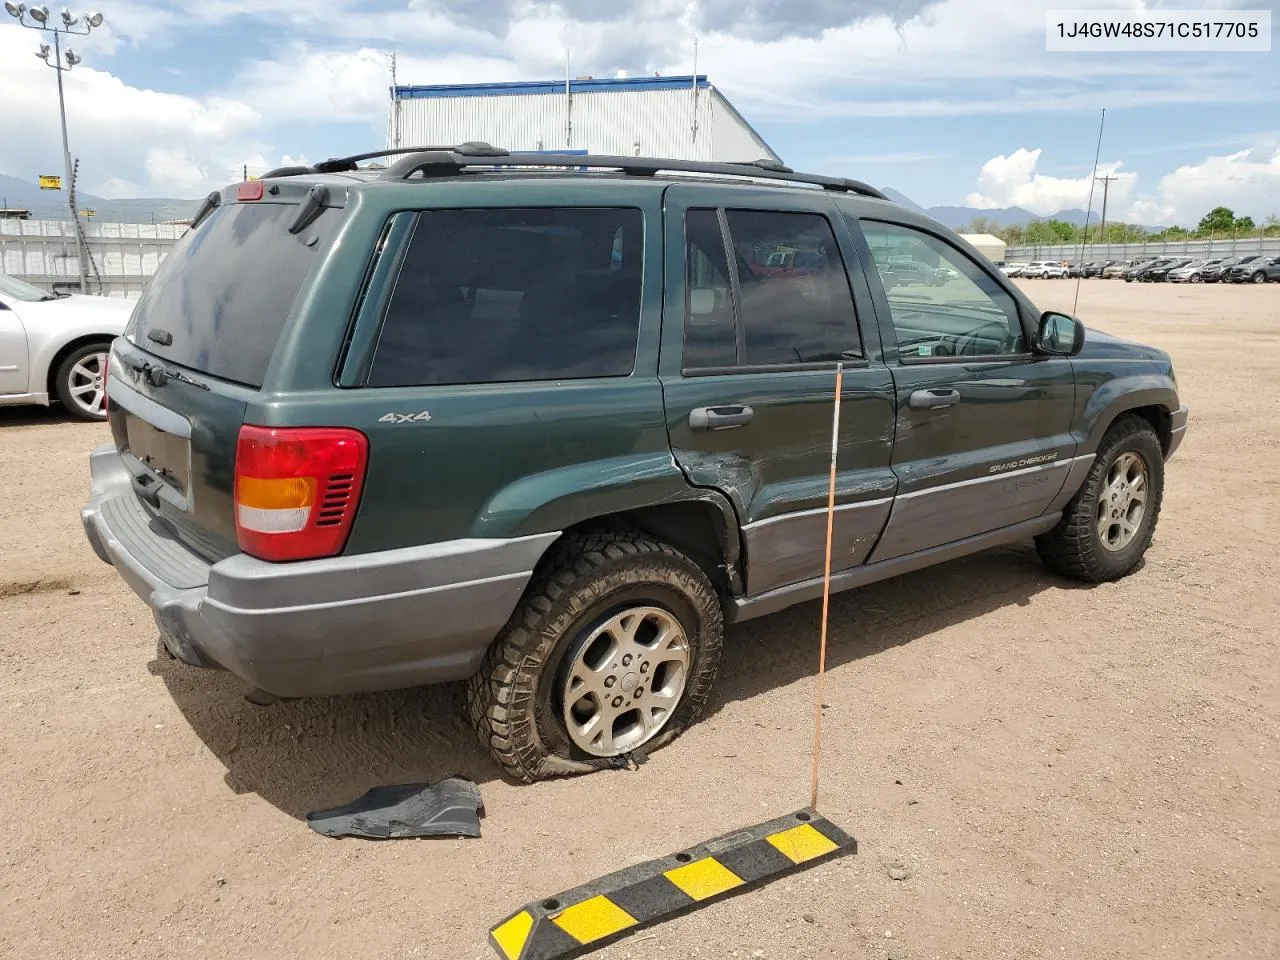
[{"x1": 306, "y1": 776, "x2": 484, "y2": 840}]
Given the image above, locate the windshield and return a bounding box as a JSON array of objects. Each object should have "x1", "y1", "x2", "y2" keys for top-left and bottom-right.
[{"x1": 0, "y1": 273, "x2": 55, "y2": 302}]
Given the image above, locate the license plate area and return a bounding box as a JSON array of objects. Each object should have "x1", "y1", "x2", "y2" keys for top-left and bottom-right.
[{"x1": 123, "y1": 411, "x2": 191, "y2": 500}]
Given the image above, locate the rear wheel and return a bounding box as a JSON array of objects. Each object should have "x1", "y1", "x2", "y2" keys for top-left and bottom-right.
[
  {"x1": 1252, "y1": 271, "x2": 1267, "y2": 284},
  {"x1": 54, "y1": 342, "x2": 110, "y2": 421},
  {"x1": 466, "y1": 530, "x2": 723, "y2": 782},
  {"x1": 1036, "y1": 416, "x2": 1165, "y2": 583}
]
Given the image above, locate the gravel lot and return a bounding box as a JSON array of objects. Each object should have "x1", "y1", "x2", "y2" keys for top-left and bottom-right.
[{"x1": 1, "y1": 280, "x2": 1277, "y2": 960}]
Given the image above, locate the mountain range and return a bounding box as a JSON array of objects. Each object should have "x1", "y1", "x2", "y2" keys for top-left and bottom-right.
[
  {"x1": 877, "y1": 187, "x2": 1148, "y2": 231},
  {"x1": 0, "y1": 173, "x2": 199, "y2": 224},
  {"x1": 0, "y1": 173, "x2": 1148, "y2": 231}
]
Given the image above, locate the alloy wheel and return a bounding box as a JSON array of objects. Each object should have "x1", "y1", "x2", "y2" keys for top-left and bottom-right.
[
  {"x1": 66, "y1": 351, "x2": 108, "y2": 418},
  {"x1": 1097, "y1": 451, "x2": 1149, "y2": 552},
  {"x1": 560, "y1": 605, "x2": 690, "y2": 757}
]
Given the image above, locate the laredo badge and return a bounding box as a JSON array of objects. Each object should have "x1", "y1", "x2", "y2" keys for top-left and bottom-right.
[{"x1": 378, "y1": 411, "x2": 432, "y2": 424}]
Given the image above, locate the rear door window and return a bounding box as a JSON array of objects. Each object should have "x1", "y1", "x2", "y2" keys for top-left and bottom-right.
[
  {"x1": 126, "y1": 202, "x2": 324, "y2": 387},
  {"x1": 367, "y1": 207, "x2": 643, "y2": 387},
  {"x1": 681, "y1": 207, "x2": 861, "y2": 371}
]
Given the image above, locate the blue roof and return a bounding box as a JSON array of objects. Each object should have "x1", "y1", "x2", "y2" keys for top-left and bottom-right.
[{"x1": 393, "y1": 75, "x2": 710, "y2": 100}]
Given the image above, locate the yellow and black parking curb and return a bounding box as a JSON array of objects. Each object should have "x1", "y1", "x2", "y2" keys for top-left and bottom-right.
[{"x1": 489, "y1": 808, "x2": 856, "y2": 960}]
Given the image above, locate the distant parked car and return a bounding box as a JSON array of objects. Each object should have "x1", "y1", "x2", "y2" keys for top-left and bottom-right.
[
  {"x1": 1145, "y1": 258, "x2": 1194, "y2": 282},
  {"x1": 0, "y1": 273, "x2": 135, "y2": 420},
  {"x1": 1102, "y1": 260, "x2": 1133, "y2": 279},
  {"x1": 933, "y1": 265, "x2": 960, "y2": 282},
  {"x1": 1126, "y1": 259, "x2": 1171, "y2": 282},
  {"x1": 1168, "y1": 259, "x2": 1219, "y2": 283},
  {"x1": 877, "y1": 260, "x2": 940, "y2": 287},
  {"x1": 1002, "y1": 263, "x2": 1029, "y2": 277},
  {"x1": 1023, "y1": 260, "x2": 1067, "y2": 279},
  {"x1": 1196, "y1": 257, "x2": 1240, "y2": 282},
  {"x1": 1225, "y1": 255, "x2": 1280, "y2": 283}
]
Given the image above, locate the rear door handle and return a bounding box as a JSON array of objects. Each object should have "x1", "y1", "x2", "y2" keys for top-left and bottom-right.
[
  {"x1": 909, "y1": 387, "x2": 961, "y2": 410},
  {"x1": 689, "y1": 404, "x2": 755, "y2": 431}
]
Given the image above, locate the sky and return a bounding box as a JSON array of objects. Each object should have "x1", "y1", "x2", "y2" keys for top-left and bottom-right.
[{"x1": 0, "y1": 0, "x2": 1277, "y2": 226}]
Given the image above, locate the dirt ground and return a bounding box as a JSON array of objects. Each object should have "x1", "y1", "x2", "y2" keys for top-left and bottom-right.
[{"x1": 1, "y1": 279, "x2": 1277, "y2": 960}]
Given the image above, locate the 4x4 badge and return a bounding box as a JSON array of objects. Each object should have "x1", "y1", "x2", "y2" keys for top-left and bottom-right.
[{"x1": 378, "y1": 411, "x2": 432, "y2": 424}]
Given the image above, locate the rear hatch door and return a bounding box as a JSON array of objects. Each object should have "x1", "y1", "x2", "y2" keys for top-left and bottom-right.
[{"x1": 106, "y1": 189, "x2": 339, "y2": 562}]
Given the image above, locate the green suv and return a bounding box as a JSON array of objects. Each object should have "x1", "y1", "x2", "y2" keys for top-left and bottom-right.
[{"x1": 81, "y1": 145, "x2": 1189, "y2": 782}]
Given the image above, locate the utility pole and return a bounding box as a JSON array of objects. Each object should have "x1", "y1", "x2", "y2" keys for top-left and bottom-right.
[
  {"x1": 1095, "y1": 174, "x2": 1119, "y2": 247},
  {"x1": 7, "y1": 5, "x2": 108, "y2": 293}
]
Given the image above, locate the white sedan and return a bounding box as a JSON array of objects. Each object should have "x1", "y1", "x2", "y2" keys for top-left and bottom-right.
[{"x1": 0, "y1": 274, "x2": 135, "y2": 421}]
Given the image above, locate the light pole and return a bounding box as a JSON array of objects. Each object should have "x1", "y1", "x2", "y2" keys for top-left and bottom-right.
[{"x1": 5, "y1": 4, "x2": 106, "y2": 293}]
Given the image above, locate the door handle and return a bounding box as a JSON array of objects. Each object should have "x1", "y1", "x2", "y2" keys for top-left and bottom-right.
[
  {"x1": 689, "y1": 404, "x2": 755, "y2": 431},
  {"x1": 909, "y1": 387, "x2": 961, "y2": 410}
]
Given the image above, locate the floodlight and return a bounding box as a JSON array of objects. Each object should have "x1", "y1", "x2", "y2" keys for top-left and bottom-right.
[
  {"x1": 4, "y1": 3, "x2": 27, "y2": 20},
  {"x1": 65, "y1": 48, "x2": 81, "y2": 65},
  {"x1": 85, "y1": 9, "x2": 102, "y2": 27},
  {"x1": 36, "y1": 41, "x2": 51, "y2": 58},
  {"x1": 61, "y1": 8, "x2": 77, "y2": 25},
  {"x1": 28, "y1": 4, "x2": 48, "y2": 22}
]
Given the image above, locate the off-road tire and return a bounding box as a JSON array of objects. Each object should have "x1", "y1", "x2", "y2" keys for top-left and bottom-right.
[
  {"x1": 466, "y1": 530, "x2": 724, "y2": 783},
  {"x1": 1036, "y1": 416, "x2": 1165, "y2": 583}
]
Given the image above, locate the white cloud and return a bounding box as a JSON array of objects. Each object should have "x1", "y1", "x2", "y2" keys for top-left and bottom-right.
[
  {"x1": 964, "y1": 148, "x2": 1137, "y2": 215},
  {"x1": 3, "y1": 0, "x2": 1277, "y2": 207},
  {"x1": 962, "y1": 143, "x2": 1280, "y2": 226},
  {"x1": 0, "y1": 25, "x2": 270, "y2": 197},
  {"x1": 1144, "y1": 146, "x2": 1280, "y2": 226}
]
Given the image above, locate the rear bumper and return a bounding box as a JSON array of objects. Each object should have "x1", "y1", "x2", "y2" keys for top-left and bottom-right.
[
  {"x1": 1167, "y1": 405, "x2": 1190, "y2": 460},
  {"x1": 81, "y1": 445, "x2": 558, "y2": 697}
]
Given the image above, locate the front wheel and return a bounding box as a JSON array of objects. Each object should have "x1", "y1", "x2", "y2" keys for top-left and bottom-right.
[
  {"x1": 467, "y1": 530, "x2": 723, "y2": 782},
  {"x1": 54, "y1": 342, "x2": 110, "y2": 421},
  {"x1": 1036, "y1": 416, "x2": 1165, "y2": 583},
  {"x1": 1191, "y1": 274, "x2": 1202, "y2": 283}
]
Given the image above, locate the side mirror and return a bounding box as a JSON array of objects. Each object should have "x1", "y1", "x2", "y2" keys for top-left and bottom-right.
[{"x1": 1034, "y1": 311, "x2": 1085, "y2": 356}]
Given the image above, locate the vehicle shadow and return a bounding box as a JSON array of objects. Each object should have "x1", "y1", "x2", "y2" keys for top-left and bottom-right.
[
  {"x1": 0, "y1": 405, "x2": 82, "y2": 427},
  {"x1": 708, "y1": 542, "x2": 1087, "y2": 714},
  {"x1": 155, "y1": 541, "x2": 1089, "y2": 819}
]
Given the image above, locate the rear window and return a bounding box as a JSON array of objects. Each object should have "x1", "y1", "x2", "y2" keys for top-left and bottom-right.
[
  {"x1": 367, "y1": 207, "x2": 643, "y2": 387},
  {"x1": 126, "y1": 202, "x2": 324, "y2": 387}
]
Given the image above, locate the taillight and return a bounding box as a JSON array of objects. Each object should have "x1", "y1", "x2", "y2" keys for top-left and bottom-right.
[{"x1": 234, "y1": 425, "x2": 368, "y2": 562}]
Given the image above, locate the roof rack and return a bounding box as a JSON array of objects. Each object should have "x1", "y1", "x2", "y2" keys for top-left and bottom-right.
[
  {"x1": 259, "y1": 143, "x2": 508, "y2": 179},
  {"x1": 378, "y1": 146, "x2": 889, "y2": 199}
]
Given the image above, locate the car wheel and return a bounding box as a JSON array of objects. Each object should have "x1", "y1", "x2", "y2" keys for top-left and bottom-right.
[
  {"x1": 54, "y1": 342, "x2": 111, "y2": 421},
  {"x1": 467, "y1": 529, "x2": 723, "y2": 782},
  {"x1": 1252, "y1": 271, "x2": 1267, "y2": 284},
  {"x1": 1191, "y1": 274, "x2": 1202, "y2": 283},
  {"x1": 1036, "y1": 416, "x2": 1164, "y2": 583}
]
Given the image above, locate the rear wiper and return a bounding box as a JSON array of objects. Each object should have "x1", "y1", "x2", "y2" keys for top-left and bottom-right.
[{"x1": 127, "y1": 358, "x2": 210, "y2": 391}]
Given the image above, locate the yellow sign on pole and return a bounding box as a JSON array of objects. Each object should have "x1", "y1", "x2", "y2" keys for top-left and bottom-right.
[
  {"x1": 80, "y1": 210, "x2": 96, "y2": 218},
  {"x1": 39, "y1": 175, "x2": 63, "y2": 190}
]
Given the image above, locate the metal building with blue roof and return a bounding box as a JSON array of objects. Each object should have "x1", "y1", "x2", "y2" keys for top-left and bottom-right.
[{"x1": 387, "y1": 75, "x2": 782, "y2": 165}]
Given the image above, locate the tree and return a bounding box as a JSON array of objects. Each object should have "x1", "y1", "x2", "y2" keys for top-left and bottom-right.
[
  {"x1": 1197, "y1": 206, "x2": 1236, "y2": 233},
  {"x1": 1234, "y1": 215, "x2": 1256, "y2": 232},
  {"x1": 963, "y1": 216, "x2": 997, "y2": 235}
]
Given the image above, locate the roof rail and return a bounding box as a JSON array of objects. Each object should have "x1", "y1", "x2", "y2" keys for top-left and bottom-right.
[
  {"x1": 379, "y1": 150, "x2": 889, "y2": 199},
  {"x1": 259, "y1": 142, "x2": 509, "y2": 179}
]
